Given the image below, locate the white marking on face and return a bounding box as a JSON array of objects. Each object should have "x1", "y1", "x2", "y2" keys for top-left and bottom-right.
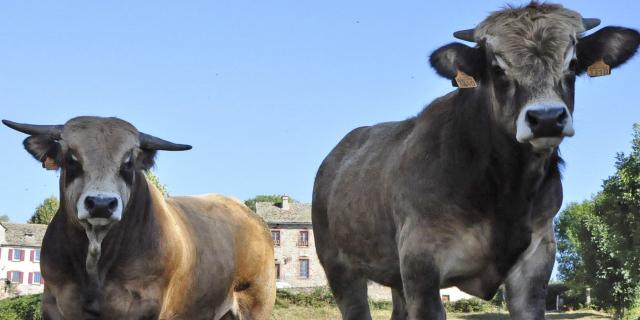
[
  {"x1": 515, "y1": 100, "x2": 574, "y2": 150},
  {"x1": 494, "y1": 55, "x2": 509, "y2": 70},
  {"x1": 563, "y1": 45, "x2": 576, "y2": 71},
  {"x1": 76, "y1": 191, "x2": 123, "y2": 223}
]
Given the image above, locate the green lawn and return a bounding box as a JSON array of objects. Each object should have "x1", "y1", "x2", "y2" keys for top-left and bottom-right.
[{"x1": 271, "y1": 306, "x2": 612, "y2": 320}]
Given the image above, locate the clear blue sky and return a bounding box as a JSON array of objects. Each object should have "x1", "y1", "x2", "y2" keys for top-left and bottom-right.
[{"x1": 1, "y1": 0, "x2": 639, "y2": 223}]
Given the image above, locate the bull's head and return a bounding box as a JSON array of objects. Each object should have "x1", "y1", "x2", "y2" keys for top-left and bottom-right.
[
  {"x1": 3, "y1": 116, "x2": 191, "y2": 227},
  {"x1": 430, "y1": 2, "x2": 640, "y2": 151}
]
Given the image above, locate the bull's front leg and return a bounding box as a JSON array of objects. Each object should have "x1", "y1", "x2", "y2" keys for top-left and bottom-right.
[
  {"x1": 398, "y1": 222, "x2": 446, "y2": 320},
  {"x1": 504, "y1": 222, "x2": 555, "y2": 320},
  {"x1": 42, "y1": 286, "x2": 63, "y2": 320}
]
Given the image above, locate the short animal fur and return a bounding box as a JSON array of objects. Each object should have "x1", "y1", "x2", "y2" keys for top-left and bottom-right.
[
  {"x1": 4, "y1": 116, "x2": 276, "y2": 320},
  {"x1": 312, "y1": 3, "x2": 640, "y2": 319}
]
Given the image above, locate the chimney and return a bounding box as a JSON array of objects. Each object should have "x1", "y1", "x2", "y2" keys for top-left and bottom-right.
[{"x1": 281, "y1": 195, "x2": 290, "y2": 211}]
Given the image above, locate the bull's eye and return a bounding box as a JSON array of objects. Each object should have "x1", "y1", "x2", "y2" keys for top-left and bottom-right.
[
  {"x1": 568, "y1": 59, "x2": 578, "y2": 72},
  {"x1": 67, "y1": 153, "x2": 81, "y2": 168},
  {"x1": 120, "y1": 154, "x2": 135, "y2": 185},
  {"x1": 64, "y1": 152, "x2": 83, "y2": 183},
  {"x1": 123, "y1": 155, "x2": 134, "y2": 170},
  {"x1": 492, "y1": 65, "x2": 505, "y2": 77}
]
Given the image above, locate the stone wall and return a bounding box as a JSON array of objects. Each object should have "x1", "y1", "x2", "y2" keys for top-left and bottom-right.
[{"x1": 271, "y1": 224, "x2": 327, "y2": 288}]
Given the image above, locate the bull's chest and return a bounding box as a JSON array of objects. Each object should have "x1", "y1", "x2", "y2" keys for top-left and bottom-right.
[
  {"x1": 50, "y1": 276, "x2": 165, "y2": 320},
  {"x1": 437, "y1": 213, "x2": 535, "y2": 298},
  {"x1": 100, "y1": 278, "x2": 165, "y2": 319}
]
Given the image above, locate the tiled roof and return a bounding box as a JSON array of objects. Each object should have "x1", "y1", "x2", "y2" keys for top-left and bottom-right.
[
  {"x1": 255, "y1": 202, "x2": 311, "y2": 224},
  {"x1": 2, "y1": 223, "x2": 47, "y2": 247}
]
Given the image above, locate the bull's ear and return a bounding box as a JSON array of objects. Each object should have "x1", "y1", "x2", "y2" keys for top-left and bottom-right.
[
  {"x1": 430, "y1": 42, "x2": 484, "y2": 85},
  {"x1": 23, "y1": 136, "x2": 61, "y2": 170},
  {"x1": 577, "y1": 26, "x2": 640, "y2": 76},
  {"x1": 137, "y1": 149, "x2": 157, "y2": 171}
]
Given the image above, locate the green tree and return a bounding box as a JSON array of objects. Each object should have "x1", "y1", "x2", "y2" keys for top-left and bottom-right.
[
  {"x1": 28, "y1": 196, "x2": 59, "y2": 225},
  {"x1": 0, "y1": 214, "x2": 9, "y2": 223},
  {"x1": 244, "y1": 195, "x2": 295, "y2": 212},
  {"x1": 556, "y1": 124, "x2": 640, "y2": 317},
  {"x1": 144, "y1": 170, "x2": 169, "y2": 197}
]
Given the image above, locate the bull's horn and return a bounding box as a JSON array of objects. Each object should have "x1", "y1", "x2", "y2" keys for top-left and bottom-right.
[
  {"x1": 583, "y1": 18, "x2": 601, "y2": 31},
  {"x1": 2, "y1": 120, "x2": 63, "y2": 139},
  {"x1": 453, "y1": 29, "x2": 475, "y2": 42},
  {"x1": 139, "y1": 132, "x2": 192, "y2": 151}
]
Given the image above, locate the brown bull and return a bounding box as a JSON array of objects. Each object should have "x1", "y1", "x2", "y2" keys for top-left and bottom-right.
[{"x1": 3, "y1": 117, "x2": 275, "y2": 320}]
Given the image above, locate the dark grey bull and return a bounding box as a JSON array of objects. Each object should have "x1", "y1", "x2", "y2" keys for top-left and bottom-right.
[{"x1": 312, "y1": 3, "x2": 640, "y2": 319}]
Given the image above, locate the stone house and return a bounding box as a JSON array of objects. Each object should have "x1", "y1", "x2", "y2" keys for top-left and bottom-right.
[
  {"x1": 0, "y1": 222, "x2": 47, "y2": 298},
  {"x1": 256, "y1": 196, "x2": 327, "y2": 288}
]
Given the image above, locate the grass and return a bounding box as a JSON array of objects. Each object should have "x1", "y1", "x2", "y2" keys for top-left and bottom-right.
[{"x1": 271, "y1": 306, "x2": 613, "y2": 320}]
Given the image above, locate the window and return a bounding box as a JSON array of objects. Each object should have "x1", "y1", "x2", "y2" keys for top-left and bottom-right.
[
  {"x1": 299, "y1": 258, "x2": 309, "y2": 278},
  {"x1": 32, "y1": 249, "x2": 41, "y2": 263},
  {"x1": 275, "y1": 263, "x2": 281, "y2": 280},
  {"x1": 10, "y1": 249, "x2": 24, "y2": 262},
  {"x1": 271, "y1": 230, "x2": 280, "y2": 246},
  {"x1": 297, "y1": 231, "x2": 309, "y2": 247},
  {"x1": 7, "y1": 271, "x2": 22, "y2": 284},
  {"x1": 441, "y1": 295, "x2": 450, "y2": 302},
  {"x1": 31, "y1": 272, "x2": 42, "y2": 285}
]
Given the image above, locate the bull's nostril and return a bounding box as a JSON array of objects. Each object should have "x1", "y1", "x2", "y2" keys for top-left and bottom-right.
[
  {"x1": 557, "y1": 109, "x2": 568, "y2": 124},
  {"x1": 108, "y1": 199, "x2": 118, "y2": 211},
  {"x1": 85, "y1": 197, "x2": 95, "y2": 210},
  {"x1": 526, "y1": 111, "x2": 538, "y2": 126}
]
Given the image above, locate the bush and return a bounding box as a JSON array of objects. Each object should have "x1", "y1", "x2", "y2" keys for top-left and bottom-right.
[
  {"x1": 444, "y1": 298, "x2": 495, "y2": 313},
  {"x1": 276, "y1": 287, "x2": 336, "y2": 308},
  {"x1": 369, "y1": 299, "x2": 392, "y2": 310},
  {"x1": 0, "y1": 294, "x2": 42, "y2": 320}
]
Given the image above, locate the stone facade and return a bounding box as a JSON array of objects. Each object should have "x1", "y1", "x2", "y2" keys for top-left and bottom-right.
[
  {"x1": 256, "y1": 198, "x2": 327, "y2": 288},
  {"x1": 0, "y1": 223, "x2": 47, "y2": 298}
]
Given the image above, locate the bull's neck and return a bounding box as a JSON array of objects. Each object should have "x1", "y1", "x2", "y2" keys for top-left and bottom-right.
[
  {"x1": 438, "y1": 88, "x2": 561, "y2": 204},
  {"x1": 61, "y1": 171, "x2": 161, "y2": 285}
]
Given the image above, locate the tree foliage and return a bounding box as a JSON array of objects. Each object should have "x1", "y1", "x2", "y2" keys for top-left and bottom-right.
[
  {"x1": 244, "y1": 195, "x2": 295, "y2": 212},
  {"x1": 144, "y1": 170, "x2": 169, "y2": 197},
  {"x1": 28, "y1": 196, "x2": 59, "y2": 225},
  {"x1": 556, "y1": 124, "x2": 640, "y2": 317},
  {"x1": 0, "y1": 214, "x2": 9, "y2": 223}
]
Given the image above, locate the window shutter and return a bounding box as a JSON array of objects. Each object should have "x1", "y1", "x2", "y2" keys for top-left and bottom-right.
[
  {"x1": 30, "y1": 250, "x2": 34, "y2": 262},
  {"x1": 20, "y1": 250, "x2": 25, "y2": 261},
  {"x1": 6, "y1": 271, "x2": 9, "y2": 281},
  {"x1": 18, "y1": 272, "x2": 23, "y2": 283},
  {"x1": 8, "y1": 249, "x2": 13, "y2": 261},
  {"x1": 28, "y1": 272, "x2": 33, "y2": 285}
]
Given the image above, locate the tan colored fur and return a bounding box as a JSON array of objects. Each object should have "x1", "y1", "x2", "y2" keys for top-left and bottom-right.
[{"x1": 150, "y1": 185, "x2": 198, "y2": 319}]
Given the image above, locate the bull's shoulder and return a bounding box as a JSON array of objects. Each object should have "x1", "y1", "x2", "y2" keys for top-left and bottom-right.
[{"x1": 324, "y1": 120, "x2": 415, "y2": 165}]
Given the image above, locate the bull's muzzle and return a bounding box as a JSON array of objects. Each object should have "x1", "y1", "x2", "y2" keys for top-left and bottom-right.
[
  {"x1": 516, "y1": 101, "x2": 574, "y2": 150},
  {"x1": 77, "y1": 191, "x2": 123, "y2": 225}
]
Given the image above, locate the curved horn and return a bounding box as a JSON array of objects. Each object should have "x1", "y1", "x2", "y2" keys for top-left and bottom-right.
[
  {"x1": 583, "y1": 18, "x2": 601, "y2": 31},
  {"x1": 453, "y1": 29, "x2": 476, "y2": 42},
  {"x1": 139, "y1": 132, "x2": 192, "y2": 151},
  {"x1": 2, "y1": 120, "x2": 63, "y2": 138}
]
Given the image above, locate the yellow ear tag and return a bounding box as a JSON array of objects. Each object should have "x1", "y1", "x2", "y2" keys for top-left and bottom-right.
[
  {"x1": 43, "y1": 157, "x2": 59, "y2": 170},
  {"x1": 587, "y1": 59, "x2": 611, "y2": 77},
  {"x1": 455, "y1": 70, "x2": 478, "y2": 88}
]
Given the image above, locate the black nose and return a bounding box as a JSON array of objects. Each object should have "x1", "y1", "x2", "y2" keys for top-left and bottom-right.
[
  {"x1": 84, "y1": 196, "x2": 118, "y2": 219},
  {"x1": 525, "y1": 107, "x2": 568, "y2": 138}
]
